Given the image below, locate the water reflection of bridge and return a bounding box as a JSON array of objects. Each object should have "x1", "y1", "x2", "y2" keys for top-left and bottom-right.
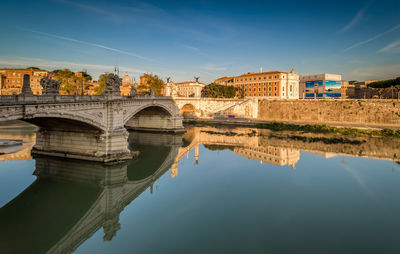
[
  {"x1": 2, "y1": 126, "x2": 400, "y2": 253},
  {"x1": 0, "y1": 133, "x2": 181, "y2": 254},
  {"x1": 0, "y1": 127, "x2": 35, "y2": 161}
]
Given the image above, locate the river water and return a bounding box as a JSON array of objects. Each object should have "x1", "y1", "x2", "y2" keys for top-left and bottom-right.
[{"x1": 1, "y1": 122, "x2": 400, "y2": 254}]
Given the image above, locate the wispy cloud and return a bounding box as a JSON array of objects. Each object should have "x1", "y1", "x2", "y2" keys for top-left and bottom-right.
[
  {"x1": 182, "y1": 44, "x2": 199, "y2": 51},
  {"x1": 25, "y1": 29, "x2": 154, "y2": 62},
  {"x1": 0, "y1": 56, "x2": 145, "y2": 77},
  {"x1": 378, "y1": 40, "x2": 400, "y2": 53},
  {"x1": 341, "y1": 1, "x2": 372, "y2": 32},
  {"x1": 348, "y1": 63, "x2": 400, "y2": 80},
  {"x1": 54, "y1": 0, "x2": 125, "y2": 22},
  {"x1": 202, "y1": 63, "x2": 227, "y2": 72},
  {"x1": 54, "y1": 0, "x2": 166, "y2": 23},
  {"x1": 344, "y1": 24, "x2": 400, "y2": 51}
]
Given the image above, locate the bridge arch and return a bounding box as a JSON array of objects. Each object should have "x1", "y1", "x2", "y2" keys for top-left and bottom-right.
[
  {"x1": 123, "y1": 103, "x2": 173, "y2": 124},
  {"x1": 124, "y1": 103, "x2": 183, "y2": 132},
  {"x1": 21, "y1": 113, "x2": 106, "y2": 132},
  {"x1": 179, "y1": 103, "x2": 196, "y2": 118}
]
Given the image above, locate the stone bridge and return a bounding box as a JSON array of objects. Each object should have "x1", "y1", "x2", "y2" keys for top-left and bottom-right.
[
  {"x1": 0, "y1": 74, "x2": 184, "y2": 162},
  {"x1": 173, "y1": 97, "x2": 258, "y2": 118}
]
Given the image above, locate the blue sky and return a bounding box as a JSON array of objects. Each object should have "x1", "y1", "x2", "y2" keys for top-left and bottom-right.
[{"x1": 0, "y1": 0, "x2": 399, "y2": 83}]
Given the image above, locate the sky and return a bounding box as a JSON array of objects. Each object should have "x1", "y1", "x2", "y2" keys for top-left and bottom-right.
[{"x1": 0, "y1": 0, "x2": 399, "y2": 83}]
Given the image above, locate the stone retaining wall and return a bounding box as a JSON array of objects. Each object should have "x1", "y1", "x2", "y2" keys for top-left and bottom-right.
[{"x1": 258, "y1": 99, "x2": 400, "y2": 127}]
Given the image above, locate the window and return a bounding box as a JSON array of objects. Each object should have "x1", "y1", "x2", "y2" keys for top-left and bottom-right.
[
  {"x1": 274, "y1": 87, "x2": 277, "y2": 91},
  {"x1": 274, "y1": 93, "x2": 277, "y2": 96},
  {"x1": 259, "y1": 88, "x2": 261, "y2": 91}
]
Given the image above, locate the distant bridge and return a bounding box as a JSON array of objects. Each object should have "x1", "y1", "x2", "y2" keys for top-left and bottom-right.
[
  {"x1": 0, "y1": 74, "x2": 184, "y2": 162},
  {"x1": 173, "y1": 97, "x2": 258, "y2": 118}
]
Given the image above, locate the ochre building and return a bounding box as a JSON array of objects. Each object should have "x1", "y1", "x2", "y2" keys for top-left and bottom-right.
[
  {"x1": 0, "y1": 68, "x2": 49, "y2": 95},
  {"x1": 214, "y1": 69, "x2": 299, "y2": 99}
]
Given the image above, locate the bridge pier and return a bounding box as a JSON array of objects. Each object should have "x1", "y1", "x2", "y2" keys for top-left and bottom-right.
[{"x1": 32, "y1": 127, "x2": 135, "y2": 163}]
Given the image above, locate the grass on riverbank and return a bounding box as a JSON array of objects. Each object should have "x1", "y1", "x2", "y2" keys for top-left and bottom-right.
[{"x1": 186, "y1": 120, "x2": 400, "y2": 138}]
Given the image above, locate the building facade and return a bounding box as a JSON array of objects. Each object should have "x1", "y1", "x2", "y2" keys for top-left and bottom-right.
[
  {"x1": 0, "y1": 68, "x2": 49, "y2": 95},
  {"x1": 120, "y1": 72, "x2": 137, "y2": 96},
  {"x1": 299, "y1": 73, "x2": 342, "y2": 99},
  {"x1": 165, "y1": 81, "x2": 206, "y2": 98},
  {"x1": 214, "y1": 69, "x2": 299, "y2": 99}
]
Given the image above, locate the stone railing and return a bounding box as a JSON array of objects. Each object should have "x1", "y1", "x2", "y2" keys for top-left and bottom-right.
[
  {"x1": 0, "y1": 73, "x2": 174, "y2": 106},
  {"x1": 0, "y1": 94, "x2": 174, "y2": 106}
]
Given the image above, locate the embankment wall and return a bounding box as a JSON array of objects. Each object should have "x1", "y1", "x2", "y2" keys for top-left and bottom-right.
[{"x1": 258, "y1": 99, "x2": 400, "y2": 128}]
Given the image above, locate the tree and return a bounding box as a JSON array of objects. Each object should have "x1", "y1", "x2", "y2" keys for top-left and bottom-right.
[
  {"x1": 52, "y1": 69, "x2": 93, "y2": 95},
  {"x1": 201, "y1": 83, "x2": 238, "y2": 98},
  {"x1": 138, "y1": 74, "x2": 165, "y2": 96},
  {"x1": 368, "y1": 77, "x2": 400, "y2": 89},
  {"x1": 368, "y1": 77, "x2": 400, "y2": 99},
  {"x1": 94, "y1": 73, "x2": 113, "y2": 95}
]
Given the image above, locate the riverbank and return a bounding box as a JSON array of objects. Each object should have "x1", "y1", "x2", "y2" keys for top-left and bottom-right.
[{"x1": 184, "y1": 118, "x2": 400, "y2": 138}]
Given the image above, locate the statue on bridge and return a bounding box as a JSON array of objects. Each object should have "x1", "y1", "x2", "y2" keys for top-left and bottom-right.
[
  {"x1": 130, "y1": 84, "x2": 137, "y2": 97},
  {"x1": 40, "y1": 77, "x2": 61, "y2": 95},
  {"x1": 104, "y1": 74, "x2": 122, "y2": 95},
  {"x1": 21, "y1": 74, "x2": 33, "y2": 96}
]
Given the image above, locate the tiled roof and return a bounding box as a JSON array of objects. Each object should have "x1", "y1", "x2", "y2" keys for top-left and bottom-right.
[{"x1": 0, "y1": 68, "x2": 49, "y2": 72}]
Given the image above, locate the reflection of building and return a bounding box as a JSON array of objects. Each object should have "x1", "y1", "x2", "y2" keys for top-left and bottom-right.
[
  {"x1": 0, "y1": 68, "x2": 49, "y2": 95},
  {"x1": 165, "y1": 81, "x2": 205, "y2": 98},
  {"x1": 0, "y1": 131, "x2": 35, "y2": 161},
  {"x1": 173, "y1": 127, "x2": 301, "y2": 173},
  {"x1": 300, "y1": 73, "x2": 342, "y2": 99},
  {"x1": 214, "y1": 68, "x2": 299, "y2": 99},
  {"x1": 234, "y1": 146, "x2": 299, "y2": 168}
]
